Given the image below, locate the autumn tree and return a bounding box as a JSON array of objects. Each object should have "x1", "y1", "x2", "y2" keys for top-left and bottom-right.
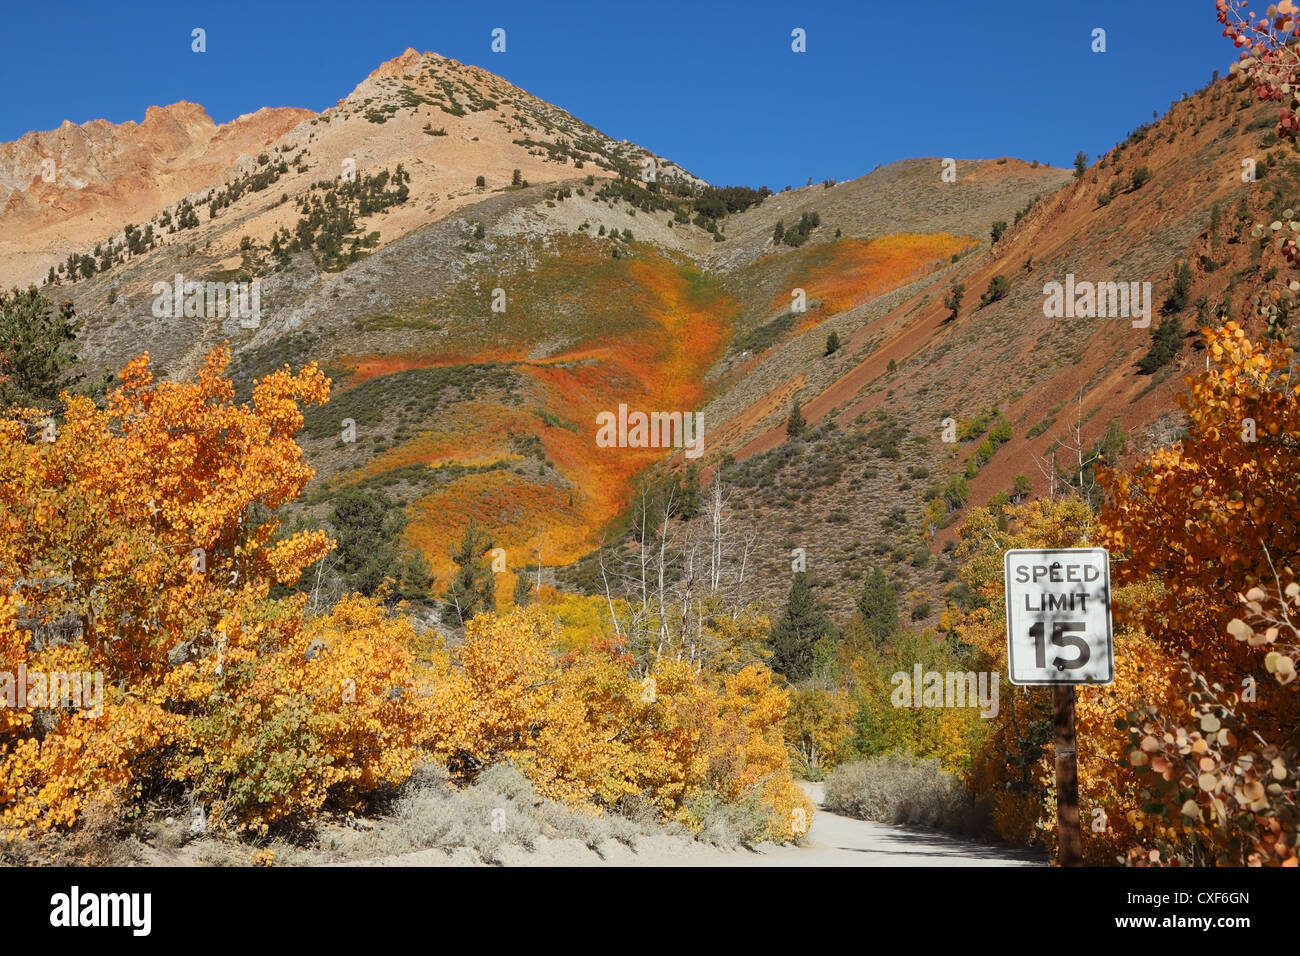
[
  {"x1": 0, "y1": 347, "x2": 346, "y2": 834},
  {"x1": 1099, "y1": 323, "x2": 1300, "y2": 863}
]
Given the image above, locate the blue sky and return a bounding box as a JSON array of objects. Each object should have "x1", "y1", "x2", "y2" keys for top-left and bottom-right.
[{"x1": 1, "y1": 1, "x2": 1233, "y2": 189}]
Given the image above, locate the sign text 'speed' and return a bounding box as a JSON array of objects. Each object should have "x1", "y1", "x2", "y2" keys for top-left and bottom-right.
[{"x1": 1012, "y1": 562, "x2": 1103, "y2": 584}]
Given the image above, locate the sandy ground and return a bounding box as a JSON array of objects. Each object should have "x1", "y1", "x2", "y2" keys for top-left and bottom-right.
[{"x1": 351, "y1": 783, "x2": 1047, "y2": 868}]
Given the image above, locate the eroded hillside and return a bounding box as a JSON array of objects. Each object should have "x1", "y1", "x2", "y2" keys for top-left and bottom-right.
[{"x1": 11, "y1": 52, "x2": 1283, "y2": 625}]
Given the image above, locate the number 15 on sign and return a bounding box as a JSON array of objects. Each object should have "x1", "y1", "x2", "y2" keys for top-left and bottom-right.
[{"x1": 1003, "y1": 548, "x2": 1114, "y2": 685}]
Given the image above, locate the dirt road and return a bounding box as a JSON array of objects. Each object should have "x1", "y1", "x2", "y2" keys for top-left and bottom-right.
[
  {"x1": 716, "y1": 782, "x2": 1045, "y2": 867},
  {"x1": 357, "y1": 782, "x2": 1047, "y2": 867}
]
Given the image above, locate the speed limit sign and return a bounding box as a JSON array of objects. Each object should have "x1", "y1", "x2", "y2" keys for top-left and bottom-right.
[{"x1": 1003, "y1": 548, "x2": 1114, "y2": 685}]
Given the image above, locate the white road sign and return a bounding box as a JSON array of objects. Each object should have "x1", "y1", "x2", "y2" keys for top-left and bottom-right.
[{"x1": 1003, "y1": 547, "x2": 1114, "y2": 685}]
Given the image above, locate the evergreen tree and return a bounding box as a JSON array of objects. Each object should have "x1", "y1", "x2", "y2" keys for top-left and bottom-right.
[
  {"x1": 787, "y1": 400, "x2": 806, "y2": 439},
  {"x1": 824, "y1": 331, "x2": 840, "y2": 355},
  {"x1": 444, "y1": 521, "x2": 496, "y2": 624},
  {"x1": 773, "y1": 219, "x2": 785, "y2": 244},
  {"x1": 769, "y1": 572, "x2": 836, "y2": 682},
  {"x1": 943, "y1": 282, "x2": 965, "y2": 322},
  {"x1": 675, "y1": 463, "x2": 701, "y2": 520},
  {"x1": 1162, "y1": 261, "x2": 1193, "y2": 315},
  {"x1": 1137, "y1": 316, "x2": 1184, "y2": 374},
  {"x1": 329, "y1": 488, "x2": 407, "y2": 596},
  {"x1": 398, "y1": 548, "x2": 436, "y2": 604},
  {"x1": 513, "y1": 571, "x2": 533, "y2": 609},
  {"x1": 0, "y1": 288, "x2": 88, "y2": 411},
  {"x1": 856, "y1": 566, "x2": 899, "y2": 645},
  {"x1": 1073, "y1": 151, "x2": 1088, "y2": 178}
]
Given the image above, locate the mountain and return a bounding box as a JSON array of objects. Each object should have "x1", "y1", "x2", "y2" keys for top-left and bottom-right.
[
  {"x1": 4, "y1": 52, "x2": 1281, "y2": 621},
  {"x1": 0, "y1": 101, "x2": 314, "y2": 289}
]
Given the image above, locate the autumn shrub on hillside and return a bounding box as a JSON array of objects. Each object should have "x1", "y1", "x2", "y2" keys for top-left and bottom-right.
[{"x1": 0, "y1": 348, "x2": 810, "y2": 851}]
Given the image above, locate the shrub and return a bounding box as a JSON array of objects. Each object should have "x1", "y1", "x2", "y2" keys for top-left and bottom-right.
[
  {"x1": 1137, "y1": 316, "x2": 1183, "y2": 374},
  {"x1": 1162, "y1": 260, "x2": 1193, "y2": 314},
  {"x1": 475, "y1": 175, "x2": 486, "y2": 187},
  {"x1": 979, "y1": 275, "x2": 1010, "y2": 307},
  {"x1": 823, "y1": 756, "x2": 983, "y2": 835},
  {"x1": 943, "y1": 282, "x2": 964, "y2": 322}
]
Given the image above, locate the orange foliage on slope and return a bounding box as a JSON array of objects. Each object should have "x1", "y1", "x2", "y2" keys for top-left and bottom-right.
[
  {"x1": 342, "y1": 348, "x2": 522, "y2": 387},
  {"x1": 769, "y1": 233, "x2": 976, "y2": 323},
  {"x1": 336, "y1": 244, "x2": 737, "y2": 579}
]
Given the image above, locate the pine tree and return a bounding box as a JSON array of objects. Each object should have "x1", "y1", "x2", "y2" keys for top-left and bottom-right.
[
  {"x1": 787, "y1": 400, "x2": 806, "y2": 439},
  {"x1": 943, "y1": 282, "x2": 965, "y2": 322},
  {"x1": 444, "y1": 521, "x2": 496, "y2": 625},
  {"x1": 675, "y1": 463, "x2": 701, "y2": 520},
  {"x1": 769, "y1": 572, "x2": 836, "y2": 682},
  {"x1": 1137, "y1": 316, "x2": 1184, "y2": 374},
  {"x1": 398, "y1": 549, "x2": 435, "y2": 604},
  {"x1": 856, "y1": 566, "x2": 898, "y2": 645},
  {"x1": 0, "y1": 288, "x2": 88, "y2": 410},
  {"x1": 1073, "y1": 151, "x2": 1088, "y2": 178},
  {"x1": 329, "y1": 488, "x2": 407, "y2": 597},
  {"x1": 824, "y1": 331, "x2": 840, "y2": 355},
  {"x1": 512, "y1": 571, "x2": 532, "y2": 609}
]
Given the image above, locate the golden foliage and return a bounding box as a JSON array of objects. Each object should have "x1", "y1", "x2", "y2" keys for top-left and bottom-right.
[
  {"x1": 424, "y1": 607, "x2": 811, "y2": 839},
  {"x1": 953, "y1": 496, "x2": 1177, "y2": 862},
  {"x1": 1099, "y1": 323, "x2": 1300, "y2": 864},
  {"x1": 1, "y1": 348, "x2": 809, "y2": 846}
]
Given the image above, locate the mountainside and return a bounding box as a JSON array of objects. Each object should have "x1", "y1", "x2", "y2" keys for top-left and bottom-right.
[
  {"x1": 0, "y1": 102, "x2": 314, "y2": 289},
  {"x1": 7, "y1": 51, "x2": 1290, "y2": 622}
]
